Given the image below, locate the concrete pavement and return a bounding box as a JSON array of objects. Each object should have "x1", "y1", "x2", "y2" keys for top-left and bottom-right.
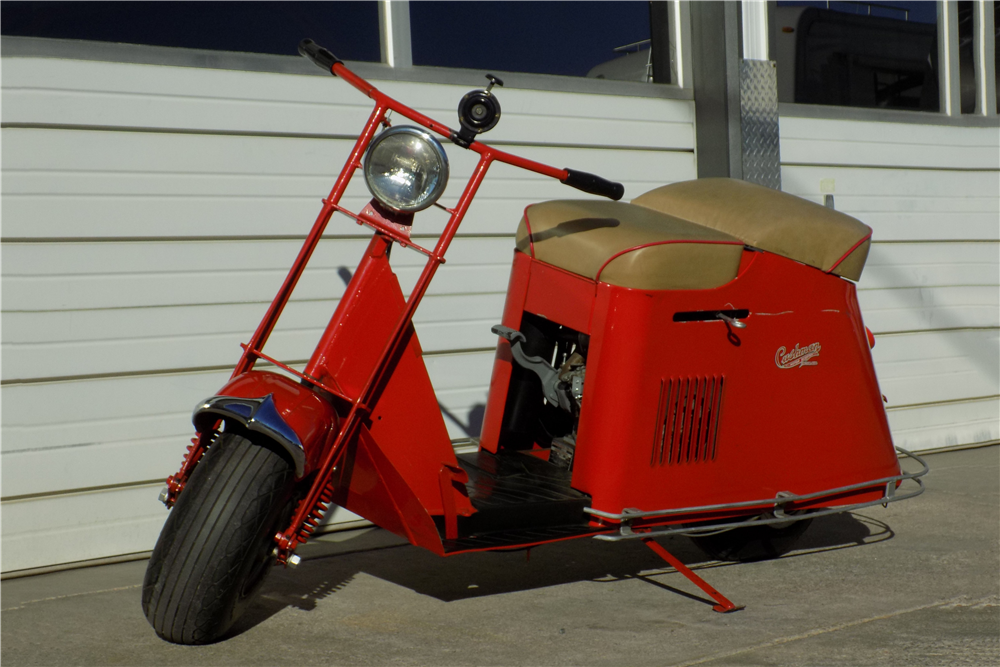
[{"x1": 2, "y1": 446, "x2": 997, "y2": 666}]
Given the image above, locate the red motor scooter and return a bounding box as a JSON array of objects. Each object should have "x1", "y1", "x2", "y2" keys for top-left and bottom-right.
[{"x1": 142, "y1": 40, "x2": 927, "y2": 645}]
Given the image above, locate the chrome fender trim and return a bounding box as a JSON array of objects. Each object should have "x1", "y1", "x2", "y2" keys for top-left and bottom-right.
[{"x1": 193, "y1": 394, "x2": 306, "y2": 476}]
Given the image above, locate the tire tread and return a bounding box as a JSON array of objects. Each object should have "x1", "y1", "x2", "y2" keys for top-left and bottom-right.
[{"x1": 142, "y1": 434, "x2": 294, "y2": 644}]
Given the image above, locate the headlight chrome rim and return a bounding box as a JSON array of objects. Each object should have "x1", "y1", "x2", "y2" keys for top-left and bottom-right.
[{"x1": 363, "y1": 125, "x2": 450, "y2": 213}]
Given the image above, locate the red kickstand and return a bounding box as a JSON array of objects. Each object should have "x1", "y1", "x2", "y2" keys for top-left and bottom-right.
[{"x1": 642, "y1": 537, "x2": 745, "y2": 613}]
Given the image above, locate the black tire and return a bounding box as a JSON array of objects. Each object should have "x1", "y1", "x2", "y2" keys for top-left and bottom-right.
[
  {"x1": 690, "y1": 516, "x2": 813, "y2": 562},
  {"x1": 142, "y1": 433, "x2": 296, "y2": 644}
]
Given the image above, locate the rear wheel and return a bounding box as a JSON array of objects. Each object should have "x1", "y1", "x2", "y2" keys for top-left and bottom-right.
[
  {"x1": 690, "y1": 516, "x2": 813, "y2": 562},
  {"x1": 142, "y1": 432, "x2": 296, "y2": 644}
]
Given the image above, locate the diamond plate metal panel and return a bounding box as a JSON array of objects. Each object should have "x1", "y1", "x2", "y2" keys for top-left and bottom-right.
[{"x1": 740, "y1": 59, "x2": 781, "y2": 190}]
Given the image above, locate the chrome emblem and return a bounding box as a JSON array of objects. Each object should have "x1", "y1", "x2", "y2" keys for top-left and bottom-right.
[{"x1": 775, "y1": 342, "x2": 821, "y2": 369}]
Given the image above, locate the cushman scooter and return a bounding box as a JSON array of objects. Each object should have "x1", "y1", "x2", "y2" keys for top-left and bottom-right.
[{"x1": 142, "y1": 40, "x2": 928, "y2": 645}]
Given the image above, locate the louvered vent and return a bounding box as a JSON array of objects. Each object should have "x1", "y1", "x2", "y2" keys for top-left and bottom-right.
[{"x1": 651, "y1": 376, "x2": 725, "y2": 466}]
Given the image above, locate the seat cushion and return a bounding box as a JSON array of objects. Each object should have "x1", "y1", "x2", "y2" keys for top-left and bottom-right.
[
  {"x1": 632, "y1": 178, "x2": 872, "y2": 281},
  {"x1": 515, "y1": 200, "x2": 745, "y2": 291}
]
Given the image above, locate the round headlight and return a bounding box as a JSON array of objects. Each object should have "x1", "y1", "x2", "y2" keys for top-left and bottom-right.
[{"x1": 363, "y1": 126, "x2": 450, "y2": 212}]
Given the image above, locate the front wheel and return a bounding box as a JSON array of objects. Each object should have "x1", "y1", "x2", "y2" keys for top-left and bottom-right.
[{"x1": 142, "y1": 432, "x2": 297, "y2": 644}]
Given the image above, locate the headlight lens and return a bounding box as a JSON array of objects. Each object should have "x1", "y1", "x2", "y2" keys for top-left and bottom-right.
[{"x1": 363, "y1": 126, "x2": 449, "y2": 212}]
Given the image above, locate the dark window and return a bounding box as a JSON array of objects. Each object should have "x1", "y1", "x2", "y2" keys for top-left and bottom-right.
[
  {"x1": 0, "y1": 1, "x2": 381, "y2": 62},
  {"x1": 958, "y1": 1, "x2": 976, "y2": 113},
  {"x1": 774, "y1": 1, "x2": 940, "y2": 111},
  {"x1": 410, "y1": 1, "x2": 667, "y2": 83}
]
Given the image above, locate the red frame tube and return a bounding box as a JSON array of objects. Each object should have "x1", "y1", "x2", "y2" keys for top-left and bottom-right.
[
  {"x1": 233, "y1": 101, "x2": 389, "y2": 377},
  {"x1": 238, "y1": 61, "x2": 569, "y2": 380},
  {"x1": 228, "y1": 61, "x2": 581, "y2": 556}
]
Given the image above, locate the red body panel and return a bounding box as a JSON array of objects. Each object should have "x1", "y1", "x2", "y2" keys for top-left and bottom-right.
[
  {"x1": 523, "y1": 260, "x2": 596, "y2": 334},
  {"x1": 330, "y1": 425, "x2": 445, "y2": 554},
  {"x1": 480, "y1": 250, "x2": 599, "y2": 454},
  {"x1": 305, "y1": 235, "x2": 404, "y2": 398},
  {"x1": 488, "y1": 250, "x2": 899, "y2": 520},
  {"x1": 480, "y1": 250, "x2": 532, "y2": 453},
  {"x1": 214, "y1": 370, "x2": 339, "y2": 474},
  {"x1": 306, "y1": 234, "x2": 474, "y2": 525}
]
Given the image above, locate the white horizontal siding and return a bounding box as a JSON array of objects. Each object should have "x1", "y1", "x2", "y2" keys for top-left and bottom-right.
[
  {"x1": 782, "y1": 166, "x2": 999, "y2": 241},
  {"x1": 858, "y1": 286, "x2": 999, "y2": 333},
  {"x1": 1, "y1": 237, "x2": 509, "y2": 311},
  {"x1": 887, "y1": 397, "x2": 1000, "y2": 452},
  {"x1": 1, "y1": 57, "x2": 695, "y2": 149},
  {"x1": 0, "y1": 484, "x2": 365, "y2": 572},
  {"x1": 0, "y1": 237, "x2": 516, "y2": 380},
  {"x1": 782, "y1": 115, "x2": 1000, "y2": 457},
  {"x1": 5, "y1": 240, "x2": 996, "y2": 382},
  {"x1": 857, "y1": 242, "x2": 999, "y2": 337},
  {"x1": 1, "y1": 54, "x2": 695, "y2": 572},
  {"x1": 871, "y1": 330, "x2": 999, "y2": 407},
  {"x1": 780, "y1": 116, "x2": 1000, "y2": 170},
  {"x1": 1, "y1": 128, "x2": 693, "y2": 239},
  {"x1": 860, "y1": 243, "x2": 998, "y2": 291},
  {"x1": 1, "y1": 294, "x2": 508, "y2": 382},
  {"x1": 1, "y1": 350, "x2": 496, "y2": 500},
  {"x1": 2, "y1": 485, "x2": 170, "y2": 572}
]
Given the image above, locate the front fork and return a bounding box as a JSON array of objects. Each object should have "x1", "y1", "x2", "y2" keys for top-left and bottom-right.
[
  {"x1": 159, "y1": 431, "x2": 213, "y2": 508},
  {"x1": 161, "y1": 424, "x2": 336, "y2": 570},
  {"x1": 164, "y1": 128, "x2": 496, "y2": 566},
  {"x1": 159, "y1": 425, "x2": 325, "y2": 567},
  {"x1": 158, "y1": 102, "x2": 392, "y2": 534}
]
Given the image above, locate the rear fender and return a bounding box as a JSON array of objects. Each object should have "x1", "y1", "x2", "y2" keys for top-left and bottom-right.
[{"x1": 193, "y1": 371, "x2": 339, "y2": 478}]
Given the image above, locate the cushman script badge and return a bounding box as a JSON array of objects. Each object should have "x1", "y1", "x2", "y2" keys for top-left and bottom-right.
[{"x1": 775, "y1": 342, "x2": 822, "y2": 369}]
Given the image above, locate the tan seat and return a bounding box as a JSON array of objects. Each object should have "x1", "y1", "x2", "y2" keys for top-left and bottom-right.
[
  {"x1": 515, "y1": 200, "x2": 745, "y2": 291},
  {"x1": 632, "y1": 178, "x2": 872, "y2": 281}
]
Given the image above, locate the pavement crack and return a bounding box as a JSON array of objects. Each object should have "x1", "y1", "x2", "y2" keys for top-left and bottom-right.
[
  {"x1": 1, "y1": 583, "x2": 142, "y2": 611},
  {"x1": 668, "y1": 595, "x2": 993, "y2": 667}
]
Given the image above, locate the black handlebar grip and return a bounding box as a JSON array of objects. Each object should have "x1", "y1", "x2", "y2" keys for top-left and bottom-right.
[
  {"x1": 298, "y1": 39, "x2": 342, "y2": 73},
  {"x1": 561, "y1": 168, "x2": 625, "y2": 201}
]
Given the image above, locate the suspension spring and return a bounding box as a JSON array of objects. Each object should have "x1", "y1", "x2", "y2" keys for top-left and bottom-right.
[
  {"x1": 294, "y1": 482, "x2": 337, "y2": 544},
  {"x1": 162, "y1": 432, "x2": 213, "y2": 507}
]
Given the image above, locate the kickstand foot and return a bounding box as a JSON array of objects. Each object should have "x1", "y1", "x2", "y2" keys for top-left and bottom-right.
[{"x1": 641, "y1": 537, "x2": 745, "y2": 613}]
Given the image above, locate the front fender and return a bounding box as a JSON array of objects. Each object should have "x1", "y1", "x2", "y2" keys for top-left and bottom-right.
[{"x1": 193, "y1": 371, "x2": 339, "y2": 478}]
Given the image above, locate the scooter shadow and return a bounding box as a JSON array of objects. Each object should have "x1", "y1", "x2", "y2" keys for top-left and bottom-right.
[{"x1": 229, "y1": 511, "x2": 891, "y2": 638}]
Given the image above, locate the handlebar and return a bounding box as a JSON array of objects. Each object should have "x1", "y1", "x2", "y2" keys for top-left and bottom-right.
[
  {"x1": 299, "y1": 39, "x2": 342, "y2": 72},
  {"x1": 561, "y1": 169, "x2": 625, "y2": 201},
  {"x1": 297, "y1": 39, "x2": 625, "y2": 201}
]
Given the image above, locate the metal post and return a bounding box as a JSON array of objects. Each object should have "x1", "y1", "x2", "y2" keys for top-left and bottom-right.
[
  {"x1": 742, "y1": 0, "x2": 769, "y2": 60},
  {"x1": 938, "y1": 0, "x2": 962, "y2": 116},
  {"x1": 690, "y1": 1, "x2": 743, "y2": 181},
  {"x1": 379, "y1": 0, "x2": 412, "y2": 68},
  {"x1": 973, "y1": 0, "x2": 998, "y2": 115},
  {"x1": 667, "y1": 0, "x2": 693, "y2": 89},
  {"x1": 690, "y1": 1, "x2": 781, "y2": 189}
]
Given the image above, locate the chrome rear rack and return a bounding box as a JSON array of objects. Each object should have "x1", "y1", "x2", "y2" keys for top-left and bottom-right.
[{"x1": 591, "y1": 447, "x2": 928, "y2": 542}]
